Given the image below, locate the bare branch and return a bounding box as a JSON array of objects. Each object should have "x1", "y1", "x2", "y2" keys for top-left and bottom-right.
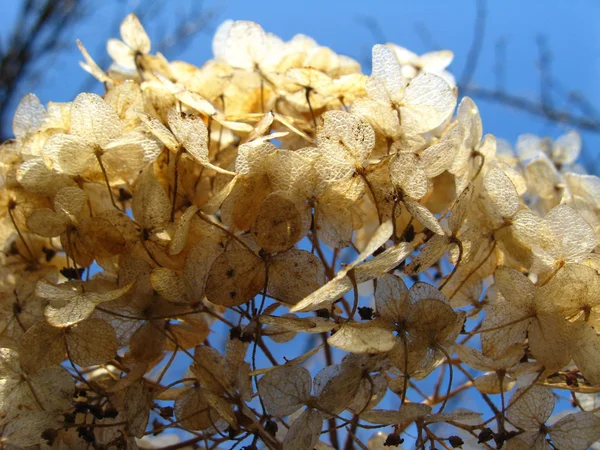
[
  {"x1": 356, "y1": 16, "x2": 388, "y2": 44},
  {"x1": 414, "y1": 22, "x2": 441, "y2": 51},
  {"x1": 493, "y1": 37, "x2": 506, "y2": 92},
  {"x1": 536, "y1": 34, "x2": 554, "y2": 113},
  {"x1": 0, "y1": 0, "x2": 84, "y2": 140},
  {"x1": 457, "y1": 84, "x2": 600, "y2": 133},
  {"x1": 459, "y1": 0, "x2": 487, "y2": 87}
]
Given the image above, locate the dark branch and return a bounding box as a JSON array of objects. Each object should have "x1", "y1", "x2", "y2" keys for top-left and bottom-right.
[
  {"x1": 536, "y1": 34, "x2": 553, "y2": 113},
  {"x1": 457, "y1": 84, "x2": 600, "y2": 133},
  {"x1": 459, "y1": 0, "x2": 487, "y2": 87},
  {"x1": 493, "y1": 37, "x2": 506, "y2": 92},
  {"x1": 0, "y1": 0, "x2": 83, "y2": 141}
]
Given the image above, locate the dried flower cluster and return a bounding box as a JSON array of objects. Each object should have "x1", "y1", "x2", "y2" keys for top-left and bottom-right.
[{"x1": 1, "y1": 14, "x2": 600, "y2": 450}]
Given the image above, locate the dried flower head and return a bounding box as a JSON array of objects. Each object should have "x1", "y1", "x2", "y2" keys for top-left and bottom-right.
[{"x1": 0, "y1": 13, "x2": 599, "y2": 450}]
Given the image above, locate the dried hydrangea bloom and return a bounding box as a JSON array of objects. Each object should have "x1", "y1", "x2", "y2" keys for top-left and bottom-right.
[
  {"x1": 505, "y1": 385, "x2": 600, "y2": 449},
  {"x1": 44, "y1": 93, "x2": 161, "y2": 187},
  {"x1": 1, "y1": 13, "x2": 600, "y2": 449},
  {"x1": 386, "y1": 43, "x2": 456, "y2": 87},
  {"x1": 213, "y1": 20, "x2": 285, "y2": 73},
  {"x1": 538, "y1": 263, "x2": 600, "y2": 384},
  {"x1": 368, "y1": 44, "x2": 456, "y2": 133},
  {"x1": 107, "y1": 13, "x2": 151, "y2": 74}
]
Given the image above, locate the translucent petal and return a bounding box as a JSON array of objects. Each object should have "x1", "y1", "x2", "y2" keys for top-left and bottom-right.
[
  {"x1": 481, "y1": 302, "x2": 531, "y2": 359},
  {"x1": 549, "y1": 412, "x2": 600, "y2": 450},
  {"x1": 448, "y1": 183, "x2": 474, "y2": 235},
  {"x1": 404, "y1": 199, "x2": 444, "y2": 235},
  {"x1": 170, "y1": 205, "x2": 199, "y2": 255},
  {"x1": 214, "y1": 21, "x2": 267, "y2": 70},
  {"x1": 474, "y1": 372, "x2": 516, "y2": 394},
  {"x1": 344, "y1": 219, "x2": 394, "y2": 277},
  {"x1": 124, "y1": 380, "x2": 154, "y2": 438},
  {"x1": 314, "y1": 364, "x2": 362, "y2": 415},
  {"x1": 537, "y1": 263, "x2": 600, "y2": 319},
  {"x1": 168, "y1": 110, "x2": 216, "y2": 172},
  {"x1": 120, "y1": 13, "x2": 151, "y2": 54},
  {"x1": 545, "y1": 204, "x2": 597, "y2": 262},
  {"x1": 457, "y1": 97, "x2": 483, "y2": 149},
  {"x1": 317, "y1": 110, "x2": 375, "y2": 164},
  {"x1": 408, "y1": 281, "x2": 449, "y2": 304},
  {"x1": 421, "y1": 136, "x2": 458, "y2": 178},
  {"x1": 205, "y1": 248, "x2": 266, "y2": 307},
  {"x1": 455, "y1": 344, "x2": 523, "y2": 372},
  {"x1": 482, "y1": 167, "x2": 519, "y2": 221},
  {"x1": 107, "y1": 38, "x2": 135, "y2": 69},
  {"x1": 54, "y1": 186, "x2": 88, "y2": 219},
  {"x1": 505, "y1": 431, "x2": 552, "y2": 450},
  {"x1": 375, "y1": 273, "x2": 410, "y2": 323},
  {"x1": 183, "y1": 237, "x2": 225, "y2": 300},
  {"x1": 39, "y1": 281, "x2": 133, "y2": 327},
  {"x1": 407, "y1": 298, "x2": 460, "y2": 345},
  {"x1": 129, "y1": 322, "x2": 166, "y2": 364},
  {"x1": 150, "y1": 268, "x2": 191, "y2": 303},
  {"x1": 192, "y1": 347, "x2": 236, "y2": 399},
  {"x1": 405, "y1": 234, "x2": 450, "y2": 274},
  {"x1": 13, "y1": 93, "x2": 45, "y2": 139},
  {"x1": 526, "y1": 155, "x2": 562, "y2": 201},
  {"x1": 16, "y1": 157, "x2": 76, "y2": 196},
  {"x1": 427, "y1": 410, "x2": 482, "y2": 424},
  {"x1": 102, "y1": 131, "x2": 162, "y2": 176},
  {"x1": 347, "y1": 373, "x2": 388, "y2": 414},
  {"x1": 17, "y1": 321, "x2": 65, "y2": 374},
  {"x1": 252, "y1": 193, "x2": 303, "y2": 253},
  {"x1": 236, "y1": 141, "x2": 277, "y2": 175},
  {"x1": 132, "y1": 165, "x2": 171, "y2": 231},
  {"x1": 495, "y1": 266, "x2": 536, "y2": 311},
  {"x1": 327, "y1": 323, "x2": 396, "y2": 354},
  {"x1": 258, "y1": 365, "x2": 311, "y2": 417},
  {"x1": 19, "y1": 366, "x2": 74, "y2": 413},
  {"x1": 43, "y1": 133, "x2": 96, "y2": 175},
  {"x1": 260, "y1": 315, "x2": 335, "y2": 334},
  {"x1": 0, "y1": 411, "x2": 61, "y2": 448},
  {"x1": 507, "y1": 385, "x2": 555, "y2": 429},
  {"x1": 389, "y1": 152, "x2": 428, "y2": 200},
  {"x1": 516, "y1": 133, "x2": 545, "y2": 161},
  {"x1": 360, "y1": 404, "x2": 432, "y2": 425},
  {"x1": 370, "y1": 44, "x2": 404, "y2": 104},
  {"x1": 26, "y1": 208, "x2": 68, "y2": 237},
  {"x1": 283, "y1": 408, "x2": 323, "y2": 450},
  {"x1": 139, "y1": 112, "x2": 179, "y2": 151},
  {"x1": 291, "y1": 243, "x2": 412, "y2": 313},
  {"x1": 174, "y1": 387, "x2": 219, "y2": 431},
  {"x1": 70, "y1": 93, "x2": 123, "y2": 146},
  {"x1": 402, "y1": 72, "x2": 456, "y2": 133},
  {"x1": 419, "y1": 50, "x2": 454, "y2": 72},
  {"x1": 65, "y1": 318, "x2": 118, "y2": 367},
  {"x1": 315, "y1": 185, "x2": 356, "y2": 249},
  {"x1": 203, "y1": 388, "x2": 237, "y2": 427},
  {"x1": 552, "y1": 130, "x2": 581, "y2": 166},
  {"x1": 268, "y1": 249, "x2": 326, "y2": 304},
  {"x1": 77, "y1": 40, "x2": 110, "y2": 83},
  {"x1": 571, "y1": 322, "x2": 600, "y2": 386}
]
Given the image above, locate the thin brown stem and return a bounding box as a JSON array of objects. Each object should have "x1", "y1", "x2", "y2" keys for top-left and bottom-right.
[
  {"x1": 435, "y1": 345, "x2": 454, "y2": 414},
  {"x1": 7, "y1": 205, "x2": 35, "y2": 262},
  {"x1": 95, "y1": 153, "x2": 119, "y2": 210},
  {"x1": 170, "y1": 147, "x2": 184, "y2": 222},
  {"x1": 439, "y1": 239, "x2": 463, "y2": 290},
  {"x1": 305, "y1": 87, "x2": 317, "y2": 128}
]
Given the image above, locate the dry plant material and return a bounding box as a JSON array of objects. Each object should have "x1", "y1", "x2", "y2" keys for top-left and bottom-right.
[{"x1": 1, "y1": 13, "x2": 599, "y2": 450}]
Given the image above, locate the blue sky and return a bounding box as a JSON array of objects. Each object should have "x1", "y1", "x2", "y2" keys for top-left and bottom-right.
[{"x1": 1, "y1": 1, "x2": 598, "y2": 447}]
